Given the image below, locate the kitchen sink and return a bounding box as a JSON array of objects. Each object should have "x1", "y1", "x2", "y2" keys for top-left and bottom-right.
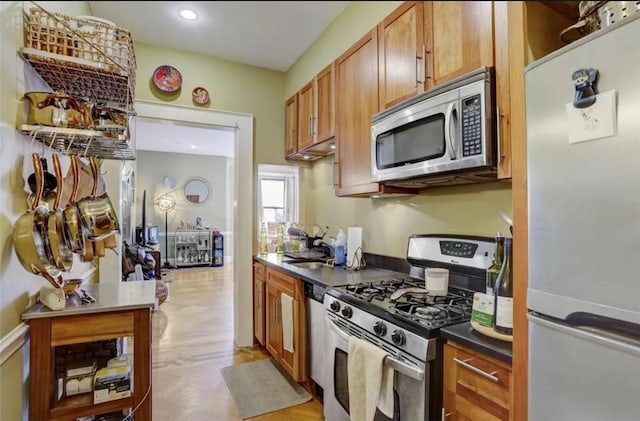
[{"x1": 288, "y1": 261, "x2": 326, "y2": 269}]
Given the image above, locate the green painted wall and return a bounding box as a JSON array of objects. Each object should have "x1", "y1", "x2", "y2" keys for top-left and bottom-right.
[
  {"x1": 1, "y1": 2, "x2": 94, "y2": 419},
  {"x1": 133, "y1": 42, "x2": 287, "y2": 167},
  {"x1": 285, "y1": 1, "x2": 513, "y2": 257}
]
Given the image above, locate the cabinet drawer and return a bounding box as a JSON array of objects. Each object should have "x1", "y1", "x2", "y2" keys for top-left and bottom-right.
[
  {"x1": 253, "y1": 261, "x2": 265, "y2": 281},
  {"x1": 266, "y1": 267, "x2": 297, "y2": 297},
  {"x1": 444, "y1": 342, "x2": 512, "y2": 421}
]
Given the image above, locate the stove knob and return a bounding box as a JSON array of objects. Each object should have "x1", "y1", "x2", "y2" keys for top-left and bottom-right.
[
  {"x1": 373, "y1": 321, "x2": 387, "y2": 336},
  {"x1": 391, "y1": 330, "x2": 406, "y2": 346},
  {"x1": 330, "y1": 301, "x2": 341, "y2": 312},
  {"x1": 341, "y1": 306, "x2": 353, "y2": 318}
]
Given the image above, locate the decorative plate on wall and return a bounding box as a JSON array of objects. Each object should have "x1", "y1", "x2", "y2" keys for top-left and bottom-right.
[
  {"x1": 152, "y1": 65, "x2": 182, "y2": 92},
  {"x1": 192, "y1": 86, "x2": 210, "y2": 105}
]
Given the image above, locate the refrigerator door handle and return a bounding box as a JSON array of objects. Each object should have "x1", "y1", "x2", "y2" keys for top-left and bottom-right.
[{"x1": 529, "y1": 312, "x2": 640, "y2": 357}]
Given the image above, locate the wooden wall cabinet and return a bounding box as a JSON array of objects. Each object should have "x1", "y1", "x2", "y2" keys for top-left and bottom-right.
[
  {"x1": 425, "y1": 1, "x2": 495, "y2": 88},
  {"x1": 286, "y1": 63, "x2": 336, "y2": 161},
  {"x1": 285, "y1": 94, "x2": 298, "y2": 158},
  {"x1": 297, "y1": 80, "x2": 315, "y2": 151},
  {"x1": 378, "y1": 1, "x2": 425, "y2": 109},
  {"x1": 314, "y1": 63, "x2": 336, "y2": 147},
  {"x1": 443, "y1": 342, "x2": 512, "y2": 421},
  {"x1": 335, "y1": 29, "x2": 418, "y2": 197},
  {"x1": 253, "y1": 260, "x2": 266, "y2": 346},
  {"x1": 265, "y1": 267, "x2": 307, "y2": 382}
]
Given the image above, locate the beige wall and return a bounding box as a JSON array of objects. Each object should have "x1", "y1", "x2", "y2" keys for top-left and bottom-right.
[
  {"x1": 0, "y1": 2, "x2": 95, "y2": 419},
  {"x1": 136, "y1": 150, "x2": 230, "y2": 262},
  {"x1": 286, "y1": 1, "x2": 513, "y2": 257},
  {"x1": 133, "y1": 42, "x2": 287, "y2": 167}
]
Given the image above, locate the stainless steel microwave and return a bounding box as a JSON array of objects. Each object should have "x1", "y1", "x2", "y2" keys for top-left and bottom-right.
[{"x1": 371, "y1": 67, "x2": 497, "y2": 188}]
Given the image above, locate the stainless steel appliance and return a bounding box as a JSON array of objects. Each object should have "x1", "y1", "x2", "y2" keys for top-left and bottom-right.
[
  {"x1": 371, "y1": 67, "x2": 497, "y2": 188},
  {"x1": 304, "y1": 282, "x2": 328, "y2": 389},
  {"x1": 323, "y1": 234, "x2": 494, "y2": 421},
  {"x1": 526, "y1": 15, "x2": 640, "y2": 421}
]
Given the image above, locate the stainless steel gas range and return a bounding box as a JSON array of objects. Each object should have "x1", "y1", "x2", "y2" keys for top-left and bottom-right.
[{"x1": 323, "y1": 234, "x2": 494, "y2": 421}]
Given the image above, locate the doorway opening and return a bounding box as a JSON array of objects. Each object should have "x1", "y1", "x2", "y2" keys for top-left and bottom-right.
[{"x1": 133, "y1": 100, "x2": 255, "y2": 347}]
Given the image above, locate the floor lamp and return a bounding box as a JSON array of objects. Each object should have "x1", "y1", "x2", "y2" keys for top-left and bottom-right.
[{"x1": 155, "y1": 193, "x2": 176, "y2": 269}]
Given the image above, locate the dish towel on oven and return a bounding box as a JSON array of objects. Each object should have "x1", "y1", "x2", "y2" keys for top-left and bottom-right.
[
  {"x1": 281, "y1": 292, "x2": 294, "y2": 352},
  {"x1": 348, "y1": 336, "x2": 395, "y2": 421}
]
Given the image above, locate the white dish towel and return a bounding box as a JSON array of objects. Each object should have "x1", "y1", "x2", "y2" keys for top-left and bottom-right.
[
  {"x1": 281, "y1": 292, "x2": 294, "y2": 352},
  {"x1": 348, "y1": 336, "x2": 395, "y2": 421}
]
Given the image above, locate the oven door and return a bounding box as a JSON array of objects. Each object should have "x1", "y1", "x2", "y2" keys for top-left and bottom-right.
[{"x1": 324, "y1": 314, "x2": 429, "y2": 421}]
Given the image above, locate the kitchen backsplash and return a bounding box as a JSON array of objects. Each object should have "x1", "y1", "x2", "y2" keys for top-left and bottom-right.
[{"x1": 300, "y1": 158, "x2": 513, "y2": 258}]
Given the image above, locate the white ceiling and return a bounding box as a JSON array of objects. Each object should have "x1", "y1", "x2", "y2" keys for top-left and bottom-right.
[
  {"x1": 88, "y1": 1, "x2": 350, "y2": 71},
  {"x1": 89, "y1": 1, "x2": 349, "y2": 156},
  {"x1": 135, "y1": 118, "x2": 235, "y2": 157}
]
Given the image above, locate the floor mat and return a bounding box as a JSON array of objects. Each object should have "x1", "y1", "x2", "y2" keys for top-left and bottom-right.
[{"x1": 220, "y1": 358, "x2": 312, "y2": 419}]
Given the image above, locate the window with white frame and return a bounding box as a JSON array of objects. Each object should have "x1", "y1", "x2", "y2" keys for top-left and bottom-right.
[{"x1": 257, "y1": 164, "x2": 299, "y2": 252}]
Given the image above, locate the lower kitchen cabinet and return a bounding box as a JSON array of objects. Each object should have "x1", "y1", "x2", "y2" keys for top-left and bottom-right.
[
  {"x1": 253, "y1": 260, "x2": 266, "y2": 346},
  {"x1": 264, "y1": 266, "x2": 307, "y2": 382},
  {"x1": 443, "y1": 342, "x2": 512, "y2": 421}
]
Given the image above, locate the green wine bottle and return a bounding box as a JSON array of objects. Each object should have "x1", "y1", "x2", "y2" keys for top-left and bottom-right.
[
  {"x1": 485, "y1": 231, "x2": 504, "y2": 295},
  {"x1": 259, "y1": 223, "x2": 268, "y2": 255},
  {"x1": 276, "y1": 223, "x2": 285, "y2": 255},
  {"x1": 494, "y1": 237, "x2": 513, "y2": 335}
]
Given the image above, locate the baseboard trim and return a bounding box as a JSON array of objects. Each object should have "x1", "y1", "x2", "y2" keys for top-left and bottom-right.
[{"x1": 0, "y1": 322, "x2": 29, "y2": 366}]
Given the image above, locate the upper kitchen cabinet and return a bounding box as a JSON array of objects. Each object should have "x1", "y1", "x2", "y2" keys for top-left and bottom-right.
[
  {"x1": 285, "y1": 63, "x2": 336, "y2": 161},
  {"x1": 335, "y1": 29, "x2": 417, "y2": 197},
  {"x1": 297, "y1": 80, "x2": 315, "y2": 152},
  {"x1": 425, "y1": 1, "x2": 494, "y2": 87},
  {"x1": 378, "y1": 1, "x2": 425, "y2": 109},
  {"x1": 313, "y1": 63, "x2": 336, "y2": 149},
  {"x1": 285, "y1": 93, "x2": 298, "y2": 158}
]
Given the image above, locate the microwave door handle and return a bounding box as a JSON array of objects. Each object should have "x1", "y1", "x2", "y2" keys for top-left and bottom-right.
[{"x1": 444, "y1": 102, "x2": 457, "y2": 159}]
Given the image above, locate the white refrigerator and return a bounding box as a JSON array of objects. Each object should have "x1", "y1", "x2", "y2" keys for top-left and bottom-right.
[{"x1": 525, "y1": 14, "x2": 640, "y2": 421}]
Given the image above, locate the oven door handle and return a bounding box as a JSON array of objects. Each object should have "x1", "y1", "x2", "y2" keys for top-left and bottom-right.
[{"x1": 324, "y1": 315, "x2": 425, "y2": 381}]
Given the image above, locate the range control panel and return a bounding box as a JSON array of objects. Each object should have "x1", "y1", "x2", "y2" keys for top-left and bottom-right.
[{"x1": 439, "y1": 240, "x2": 478, "y2": 258}]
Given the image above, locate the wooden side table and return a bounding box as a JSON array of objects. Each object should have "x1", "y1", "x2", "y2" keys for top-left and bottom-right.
[{"x1": 23, "y1": 282, "x2": 155, "y2": 421}]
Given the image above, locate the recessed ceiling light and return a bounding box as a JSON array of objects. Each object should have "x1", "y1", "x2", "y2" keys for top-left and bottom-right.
[
  {"x1": 190, "y1": 144, "x2": 196, "y2": 149},
  {"x1": 330, "y1": 144, "x2": 336, "y2": 149},
  {"x1": 178, "y1": 9, "x2": 198, "y2": 21},
  {"x1": 303, "y1": 155, "x2": 310, "y2": 160}
]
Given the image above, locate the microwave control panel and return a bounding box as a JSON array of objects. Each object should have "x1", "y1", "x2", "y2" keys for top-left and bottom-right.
[{"x1": 461, "y1": 94, "x2": 482, "y2": 157}]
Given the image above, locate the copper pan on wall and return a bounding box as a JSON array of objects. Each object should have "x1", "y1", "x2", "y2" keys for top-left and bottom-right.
[{"x1": 13, "y1": 153, "x2": 64, "y2": 288}]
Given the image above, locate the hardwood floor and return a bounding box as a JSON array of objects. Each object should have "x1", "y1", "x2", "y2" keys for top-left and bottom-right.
[{"x1": 151, "y1": 266, "x2": 324, "y2": 420}]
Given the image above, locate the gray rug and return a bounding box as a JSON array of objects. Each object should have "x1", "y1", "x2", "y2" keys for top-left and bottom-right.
[{"x1": 220, "y1": 358, "x2": 312, "y2": 419}]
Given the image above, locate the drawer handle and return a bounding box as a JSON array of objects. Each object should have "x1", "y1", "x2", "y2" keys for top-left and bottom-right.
[{"x1": 453, "y1": 357, "x2": 499, "y2": 383}]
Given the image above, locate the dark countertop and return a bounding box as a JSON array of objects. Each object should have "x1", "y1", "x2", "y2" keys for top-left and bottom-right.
[
  {"x1": 256, "y1": 253, "x2": 512, "y2": 365},
  {"x1": 254, "y1": 253, "x2": 407, "y2": 289},
  {"x1": 440, "y1": 322, "x2": 513, "y2": 364}
]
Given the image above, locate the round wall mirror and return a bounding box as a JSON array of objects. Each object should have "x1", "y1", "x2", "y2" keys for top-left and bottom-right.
[{"x1": 183, "y1": 177, "x2": 211, "y2": 205}]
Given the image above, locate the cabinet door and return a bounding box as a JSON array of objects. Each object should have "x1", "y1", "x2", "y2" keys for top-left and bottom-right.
[
  {"x1": 279, "y1": 297, "x2": 299, "y2": 379},
  {"x1": 253, "y1": 262, "x2": 265, "y2": 346},
  {"x1": 265, "y1": 284, "x2": 282, "y2": 359},
  {"x1": 335, "y1": 29, "x2": 381, "y2": 196},
  {"x1": 314, "y1": 62, "x2": 335, "y2": 144},
  {"x1": 444, "y1": 343, "x2": 512, "y2": 421},
  {"x1": 426, "y1": 1, "x2": 494, "y2": 87},
  {"x1": 285, "y1": 94, "x2": 298, "y2": 158},
  {"x1": 378, "y1": 1, "x2": 425, "y2": 109},
  {"x1": 297, "y1": 80, "x2": 315, "y2": 151}
]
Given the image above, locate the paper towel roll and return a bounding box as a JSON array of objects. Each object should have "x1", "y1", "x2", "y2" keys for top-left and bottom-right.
[{"x1": 347, "y1": 226, "x2": 363, "y2": 268}]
